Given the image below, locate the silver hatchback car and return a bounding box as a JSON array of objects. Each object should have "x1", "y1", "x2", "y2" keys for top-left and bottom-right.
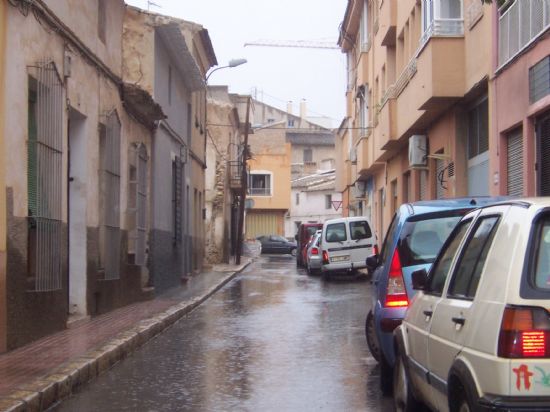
[{"x1": 306, "y1": 230, "x2": 322, "y2": 275}]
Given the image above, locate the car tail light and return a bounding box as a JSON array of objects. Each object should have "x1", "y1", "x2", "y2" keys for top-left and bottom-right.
[
  {"x1": 384, "y1": 249, "x2": 408, "y2": 308},
  {"x1": 311, "y1": 247, "x2": 319, "y2": 256},
  {"x1": 498, "y1": 306, "x2": 550, "y2": 358},
  {"x1": 322, "y1": 250, "x2": 329, "y2": 264}
]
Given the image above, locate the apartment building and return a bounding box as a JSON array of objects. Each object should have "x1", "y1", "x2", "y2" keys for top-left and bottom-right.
[
  {"x1": 245, "y1": 99, "x2": 335, "y2": 239},
  {"x1": 492, "y1": 1, "x2": 550, "y2": 197},
  {"x1": 338, "y1": 0, "x2": 496, "y2": 238}
]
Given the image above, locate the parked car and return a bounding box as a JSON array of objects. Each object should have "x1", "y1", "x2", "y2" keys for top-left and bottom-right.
[
  {"x1": 305, "y1": 230, "x2": 322, "y2": 275},
  {"x1": 295, "y1": 223, "x2": 323, "y2": 267},
  {"x1": 365, "y1": 197, "x2": 507, "y2": 394},
  {"x1": 393, "y1": 199, "x2": 550, "y2": 411},
  {"x1": 320, "y1": 216, "x2": 375, "y2": 279},
  {"x1": 256, "y1": 235, "x2": 297, "y2": 255}
]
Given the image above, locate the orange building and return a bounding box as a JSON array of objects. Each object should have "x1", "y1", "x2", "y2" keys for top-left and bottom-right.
[{"x1": 337, "y1": 0, "x2": 495, "y2": 239}]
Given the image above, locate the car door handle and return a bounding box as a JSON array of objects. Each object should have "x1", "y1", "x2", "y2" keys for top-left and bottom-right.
[
  {"x1": 423, "y1": 310, "x2": 433, "y2": 317},
  {"x1": 452, "y1": 316, "x2": 466, "y2": 326}
]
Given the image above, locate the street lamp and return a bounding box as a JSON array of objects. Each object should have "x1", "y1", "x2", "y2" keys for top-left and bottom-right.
[{"x1": 205, "y1": 58, "x2": 247, "y2": 83}]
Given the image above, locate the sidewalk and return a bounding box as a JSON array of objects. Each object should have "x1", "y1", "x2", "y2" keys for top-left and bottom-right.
[{"x1": 0, "y1": 259, "x2": 252, "y2": 412}]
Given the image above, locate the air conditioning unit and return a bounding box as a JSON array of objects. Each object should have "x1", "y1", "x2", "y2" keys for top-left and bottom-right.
[
  {"x1": 349, "y1": 147, "x2": 357, "y2": 164},
  {"x1": 408, "y1": 135, "x2": 427, "y2": 168},
  {"x1": 353, "y1": 180, "x2": 366, "y2": 198}
]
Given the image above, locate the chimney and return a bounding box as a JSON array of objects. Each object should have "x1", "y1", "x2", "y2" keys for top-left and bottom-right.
[
  {"x1": 300, "y1": 99, "x2": 307, "y2": 118},
  {"x1": 287, "y1": 100, "x2": 293, "y2": 114}
]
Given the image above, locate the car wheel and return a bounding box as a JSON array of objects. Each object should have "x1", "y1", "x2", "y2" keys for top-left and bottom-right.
[
  {"x1": 365, "y1": 311, "x2": 381, "y2": 363},
  {"x1": 452, "y1": 382, "x2": 474, "y2": 412},
  {"x1": 380, "y1": 354, "x2": 393, "y2": 396},
  {"x1": 290, "y1": 248, "x2": 297, "y2": 256},
  {"x1": 393, "y1": 352, "x2": 420, "y2": 412}
]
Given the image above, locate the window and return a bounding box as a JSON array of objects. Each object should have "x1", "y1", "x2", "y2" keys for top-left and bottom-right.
[
  {"x1": 303, "y1": 148, "x2": 313, "y2": 162},
  {"x1": 325, "y1": 194, "x2": 332, "y2": 209},
  {"x1": 380, "y1": 214, "x2": 398, "y2": 263},
  {"x1": 350, "y1": 220, "x2": 372, "y2": 240},
  {"x1": 249, "y1": 173, "x2": 271, "y2": 196},
  {"x1": 99, "y1": 111, "x2": 122, "y2": 279},
  {"x1": 98, "y1": 0, "x2": 107, "y2": 44},
  {"x1": 427, "y1": 219, "x2": 472, "y2": 295},
  {"x1": 326, "y1": 223, "x2": 347, "y2": 242},
  {"x1": 359, "y1": 85, "x2": 369, "y2": 133},
  {"x1": 390, "y1": 179, "x2": 398, "y2": 215},
  {"x1": 534, "y1": 217, "x2": 550, "y2": 290},
  {"x1": 421, "y1": 0, "x2": 463, "y2": 40},
  {"x1": 530, "y1": 56, "x2": 550, "y2": 104},
  {"x1": 360, "y1": 0, "x2": 370, "y2": 50},
  {"x1": 128, "y1": 143, "x2": 148, "y2": 265},
  {"x1": 399, "y1": 212, "x2": 464, "y2": 267},
  {"x1": 288, "y1": 119, "x2": 295, "y2": 128},
  {"x1": 448, "y1": 216, "x2": 500, "y2": 299},
  {"x1": 468, "y1": 98, "x2": 489, "y2": 159},
  {"x1": 27, "y1": 62, "x2": 63, "y2": 291}
]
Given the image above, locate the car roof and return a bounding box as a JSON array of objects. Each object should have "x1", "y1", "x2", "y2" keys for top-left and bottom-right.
[{"x1": 398, "y1": 196, "x2": 511, "y2": 217}]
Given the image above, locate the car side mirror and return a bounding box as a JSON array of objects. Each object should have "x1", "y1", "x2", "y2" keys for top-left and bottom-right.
[
  {"x1": 411, "y1": 268, "x2": 429, "y2": 290},
  {"x1": 366, "y1": 255, "x2": 380, "y2": 272}
]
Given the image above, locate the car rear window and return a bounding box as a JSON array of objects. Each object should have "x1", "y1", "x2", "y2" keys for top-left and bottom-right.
[
  {"x1": 350, "y1": 220, "x2": 372, "y2": 240},
  {"x1": 398, "y1": 213, "x2": 464, "y2": 267},
  {"x1": 326, "y1": 223, "x2": 347, "y2": 242}
]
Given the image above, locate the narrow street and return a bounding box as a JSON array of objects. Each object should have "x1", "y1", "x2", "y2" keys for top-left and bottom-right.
[{"x1": 52, "y1": 255, "x2": 393, "y2": 411}]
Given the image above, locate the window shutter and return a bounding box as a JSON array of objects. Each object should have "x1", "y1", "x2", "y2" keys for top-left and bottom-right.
[
  {"x1": 538, "y1": 115, "x2": 550, "y2": 196},
  {"x1": 507, "y1": 129, "x2": 523, "y2": 196}
]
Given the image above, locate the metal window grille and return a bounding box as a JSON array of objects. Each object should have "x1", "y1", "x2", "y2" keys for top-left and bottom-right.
[
  {"x1": 27, "y1": 61, "x2": 63, "y2": 292},
  {"x1": 128, "y1": 143, "x2": 148, "y2": 265},
  {"x1": 249, "y1": 174, "x2": 271, "y2": 196},
  {"x1": 530, "y1": 56, "x2": 550, "y2": 104},
  {"x1": 172, "y1": 156, "x2": 183, "y2": 243},
  {"x1": 499, "y1": 0, "x2": 550, "y2": 67},
  {"x1": 99, "y1": 111, "x2": 121, "y2": 279}
]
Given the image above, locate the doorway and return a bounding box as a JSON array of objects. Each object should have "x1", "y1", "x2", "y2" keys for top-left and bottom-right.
[{"x1": 68, "y1": 109, "x2": 87, "y2": 319}]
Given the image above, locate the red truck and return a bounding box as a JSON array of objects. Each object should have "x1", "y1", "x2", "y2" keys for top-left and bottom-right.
[{"x1": 295, "y1": 222, "x2": 323, "y2": 267}]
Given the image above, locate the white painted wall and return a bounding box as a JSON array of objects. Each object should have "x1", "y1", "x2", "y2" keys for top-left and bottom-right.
[{"x1": 285, "y1": 189, "x2": 342, "y2": 237}]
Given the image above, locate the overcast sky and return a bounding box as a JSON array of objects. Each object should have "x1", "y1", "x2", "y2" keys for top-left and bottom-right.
[{"x1": 125, "y1": 0, "x2": 348, "y2": 127}]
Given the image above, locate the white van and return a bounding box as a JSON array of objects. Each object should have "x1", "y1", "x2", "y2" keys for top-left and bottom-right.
[{"x1": 320, "y1": 216, "x2": 375, "y2": 278}]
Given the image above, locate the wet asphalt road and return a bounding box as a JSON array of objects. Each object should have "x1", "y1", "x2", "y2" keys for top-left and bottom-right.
[{"x1": 52, "y1": 255, "x2": 394, "y2": 411}]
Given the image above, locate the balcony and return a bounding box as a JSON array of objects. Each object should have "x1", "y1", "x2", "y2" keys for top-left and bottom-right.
[
  {"x1": 379, "y1": 0, "x2": 397, "y2": 46},
  {"x1": 228, "y1": 160, "x2": 242, "y2": 189},
  {"x1": 378, "y1": 95, "x2": 397, "y2": 152}
]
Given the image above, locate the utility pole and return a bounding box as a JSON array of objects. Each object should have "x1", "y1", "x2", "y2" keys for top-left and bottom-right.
[{"x1": 236, "y1": 96, "x2": 251, "y2": 265}]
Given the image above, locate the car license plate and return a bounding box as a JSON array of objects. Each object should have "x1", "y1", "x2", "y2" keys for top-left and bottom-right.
[{"x1": 331, "y1": 255, "x2": 349, "y2": 262}]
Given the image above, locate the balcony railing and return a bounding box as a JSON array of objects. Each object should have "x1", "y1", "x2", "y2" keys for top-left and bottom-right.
[
  {"x1": 248, "y1": 187, "x2": 271, "y2": 196},
  {"x1": 420, "y1": 18, "x2": 464, "y2": 47},
  {"x1": 228, "y1": 160, "x2": 242, "y2": 188},
  {"x1": 498, "y1": 0, "x2": 550, "y2": 68}
]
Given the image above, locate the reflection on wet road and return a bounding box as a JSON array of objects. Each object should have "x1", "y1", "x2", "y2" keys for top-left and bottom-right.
[{"x1": 53, "y1": 255, "x2": 394, "y2": 411}]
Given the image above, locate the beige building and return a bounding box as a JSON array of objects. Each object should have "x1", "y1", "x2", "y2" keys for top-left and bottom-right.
[{"x1": 338, "y1": 0, "x2": 495, "y2": 238}]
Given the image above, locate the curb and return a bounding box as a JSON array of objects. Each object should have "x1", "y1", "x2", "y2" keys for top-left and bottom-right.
[{"x1": 0, "y1": 260, "x2": 251, "y2": 412}]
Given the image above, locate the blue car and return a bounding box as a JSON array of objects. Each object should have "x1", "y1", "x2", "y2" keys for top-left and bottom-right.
[{"x1": 365, "y1": 197, "x2": 507, "y2": 394}]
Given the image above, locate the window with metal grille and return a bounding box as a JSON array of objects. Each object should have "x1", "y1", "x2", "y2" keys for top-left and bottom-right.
[
  {"x1": 468, "y1": 97, "x2": 489, "y2": 159},
  {"x1": 507, "y1": 128, "x2": 523, "y2": 196},
  {"x1": 172, "y1": 156, "x2": 183, "y2": 243},
  {"x1": 128, "y1": 143, "x2": 148, "y2": 265},
  {"x1": 249, "y1": 173, "x2": 272, "y2": 196},
  {"x1": 27, "y1": 61, "x2": 63, "y2": 292},
  {"x1": 530, "y1": 56, "x2": 550, "y2": 104},
  {"x1": 99, "y1": 111, "x2": 121, "y2": 280}
]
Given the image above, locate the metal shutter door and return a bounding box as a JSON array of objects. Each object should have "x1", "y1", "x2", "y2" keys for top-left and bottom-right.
[
  {"x1": 507, "y1": 129, "x2": 523, "y2": 196},
  {"x1": 539, "y1": 115, "x2": 550, "y2": 195},
  {"x1": 246, "y1": 212, "x2": 278, "y2": 239}
]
